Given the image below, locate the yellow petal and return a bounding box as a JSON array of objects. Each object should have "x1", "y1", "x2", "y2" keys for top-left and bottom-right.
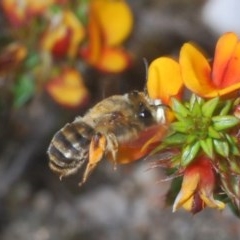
[
  {"x1": 180, "y1": 196, "x2": 196, "y2": 211},
  {"x1": 96, "y1": 47, "x2": 131, "y2": 73},
  {"x1": 180, "y1": 43, "x2": 218, "y2": 97},
  {"x1": 41, "y1": 11, "x2": 85, "y2": 58},
  {"x1": 81, "y1": 11, "x2": 102, "y2": 65},
  {"x1": 63, "y1": 11, "x2": 85, "y2": 58},
  {"x1": 147, "y1": 57, "x2": 183, "y2": 104},
  {"x1": 204, "y1": 80, "x2": 240, "y2": 98},
  {"x1": 172, "y1": 171, "x2": 200, "y2": 212},
  {"x1": 200, "y1": 191, "x2": 225, "y2": 210},
  {"x1": 46, "y1": 68, "x2": 88, "y2": 107},
  {"x1": 212, "y1": 32, "x2": 238, "y2": 87},
  {"x1": 41, "y1": 25, "x2": 67, "y2": 52},
  {"x1": 27, "y1": 0, "x2": 54, "y2": 15},
  {"x1": 91, "y1": 0, "x2": 133, "y2": 46}
]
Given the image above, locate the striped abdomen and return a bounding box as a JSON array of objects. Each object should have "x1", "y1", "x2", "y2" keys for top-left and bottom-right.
[{"x1": 47, "y1": 119, "x2": 95, "y2": 178}]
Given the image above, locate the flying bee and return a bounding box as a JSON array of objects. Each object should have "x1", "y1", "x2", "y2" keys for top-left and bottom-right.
[{"x1": 47, "y1": 90, "x2": 168, "y2": 185}]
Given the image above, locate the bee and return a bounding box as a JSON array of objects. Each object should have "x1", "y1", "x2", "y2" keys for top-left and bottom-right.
[{"x1": 47, "y1": 90, "x2": 167, "y2": 185}]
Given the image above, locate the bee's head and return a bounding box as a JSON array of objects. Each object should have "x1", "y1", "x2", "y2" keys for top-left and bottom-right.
[{"x1": 128, "y1": 90, "x2": 167, "y2": 125}]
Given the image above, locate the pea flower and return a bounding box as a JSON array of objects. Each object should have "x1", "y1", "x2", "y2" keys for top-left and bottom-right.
[
  {"x1": 2, "y1": 0, "x2": 56, "y2": 27},
  {"x1": 159, "y1": 94, "x2": 240, "y2": 214},
  {"x1": 173, "y1": 155, "x2": 225, "y2": 213},
  {"x1": 180, "y1": 32, "x2": 240, "y2": 98},
  {"x1": 0, "y1": 42, "x2": 27, "y2": 73},
  {"x1": 46, "y1": 68, "x2": 89, "y2": 108},
  {"x1": 147, "y1": 57, "x2": 183, "y2": 105},
  {"x1": 147, "y1": 32, "x2": 240, "y2": 215},
  {"x1": 41, "y1": 10, "x2": 85, "y2": 58},
  {"x1": 80, "y1": 0, "x2": 133, "y2": 73}
]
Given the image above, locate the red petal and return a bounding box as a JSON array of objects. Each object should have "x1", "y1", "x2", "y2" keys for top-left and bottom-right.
[
  {"x1": 96, "y1": 47, "x2": 131, "y2": 73},
  {"x1": 221, "y1": 41, "x2": 240, "y2": 87},
  {"x1": 212, "y1": 32, "x2": 238, "y2": 87}
]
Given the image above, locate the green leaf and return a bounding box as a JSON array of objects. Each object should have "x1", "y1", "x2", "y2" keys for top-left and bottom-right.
[
  {"x1": 202, "y1": 97, "x2": 219, "y2": 118},
  {"x1": 171, "y1": 98, "x2": 190, "y2": 117},
  {"x1": 186, "y1": 134, "x2": 197, "y2": 144},
  {"x1": 76, "y1": 0, "x2": 89, "y2": 25},
  {"x1": 200, "y1": 138, "x2": 214, "y2": 159},
  {"x1": 191, "y1": 97, "x2": 202, "y2": 117},
  {"x1": 212, "y1": 115, "x2": 240, "y2": 131},
  {"x1": 166, "y1": 176, "x2": 183, "y2": 205},
  {"x1": 208, "y1": 126, "x2": 222, "y2": 139},
  {"x1": 50, "y1": 4, "x2": 62, "y2": 14},
  {"x1": 24, "y1": 52, "x2": 40, "y2": 68},
  {"x1": 189, "y1": 94, "x2": 198, "y2": 110},
  {"x1": 171, "y1": 121, "x2": 190, "y2": 133},
  {"x1": 13, "y1": 74, "x2": 35, "y2": 108},
  {"x1": 219, "y1": 100, "x2": 233, "y2": 116},
  {"x1": 228, "y1": 200, "x2": 240, "y2": 218},
  {"x1": 229, "y1": 157, "x2": 240, "y2": 174},
  {"x1": 213, "y1": 139, "x2": 229, "y2": 157},
  {"x1": 164, "y1": 132, "x2": 187, "y2": 145},
  {"x1": 181, "y1": 141, "x2": 200, "y2": 166},
  {"x1": 189, "y1": 94, "x2": 204, "y2": 110},
  {"x1": 225, "y1": 134, "x2": 240, "y2": 156},
  {"x1": 174, "y1": 112, "x2": 188, "y2": 122}
]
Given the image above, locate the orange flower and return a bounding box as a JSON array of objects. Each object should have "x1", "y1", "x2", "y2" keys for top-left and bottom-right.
[
  {"x1": 2, "y1": 0, "x2": 55, "y2": 27},
  {"x1": 0, "y1": 42, "x2": 27, "y2": 73},
  {"x1": 173, "y1": 156, "x2": 225, "y2": 213},
  {"x1": 180, "y1": 32, "x2": 240, "y2": 98},
  {"x1": 147, "y1": 57, "x2": 183, "y2": 105},
  {"x1": 46, "y1": 68, "x2": 89, "y2": 108},
  {"x1": 41, "y1": 10, "x2": 85, "y2": 58},
  {"x1": 80, "y1": 0, "x2": 133, "y2": 73}
]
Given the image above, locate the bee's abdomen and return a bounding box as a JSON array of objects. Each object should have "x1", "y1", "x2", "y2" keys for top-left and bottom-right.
[{"x1": 47, "y1": 120, "x2": 95, "y2": 178}]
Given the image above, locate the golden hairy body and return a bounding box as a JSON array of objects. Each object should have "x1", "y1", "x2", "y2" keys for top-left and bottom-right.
[{"x1": 47, "y1": 91, "x2": 166, "y2": 185}]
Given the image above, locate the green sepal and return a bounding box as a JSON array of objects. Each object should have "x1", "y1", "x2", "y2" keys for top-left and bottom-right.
[
  {"x1": 171, "y1": 98, "x2": 190, "y2": 117},
  {"x1": 181, "y1": 141, "x2": 200, "y2": 166},
  {"x1": 212, "y1": 115, "x2": 240, "y2": 131},
  {"x1": 213, "y1": 139, "x2": 229, "y2": 157},
  {"x1": 200, "y1": 138, "x2": 214, "y2": 159},
  {"x1": 202, "y1": 97, "x2": 219, "y2": 118}
]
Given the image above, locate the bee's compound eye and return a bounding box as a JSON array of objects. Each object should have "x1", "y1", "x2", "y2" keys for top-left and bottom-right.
[{"x1": 138, "y1": 103, "x2": 152, "y2": 118}]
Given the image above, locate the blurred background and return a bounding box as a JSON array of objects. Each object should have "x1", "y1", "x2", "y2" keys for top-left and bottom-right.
[{"x1": 0, "y1": 0, "x2": 240, "y2": 239}]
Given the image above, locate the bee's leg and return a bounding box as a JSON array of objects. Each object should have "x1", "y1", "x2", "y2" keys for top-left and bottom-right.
[
  {"x1": 106, "y1": 133, "x2": 118, "y2": 169},
  {"x1": 79, "y1": 132, "x2": 107, "y2": 186}
]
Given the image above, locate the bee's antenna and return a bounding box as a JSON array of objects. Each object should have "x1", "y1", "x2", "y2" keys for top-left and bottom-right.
[{"x1": 142, "y1": 58, "x2": 149, "y2": 96}]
